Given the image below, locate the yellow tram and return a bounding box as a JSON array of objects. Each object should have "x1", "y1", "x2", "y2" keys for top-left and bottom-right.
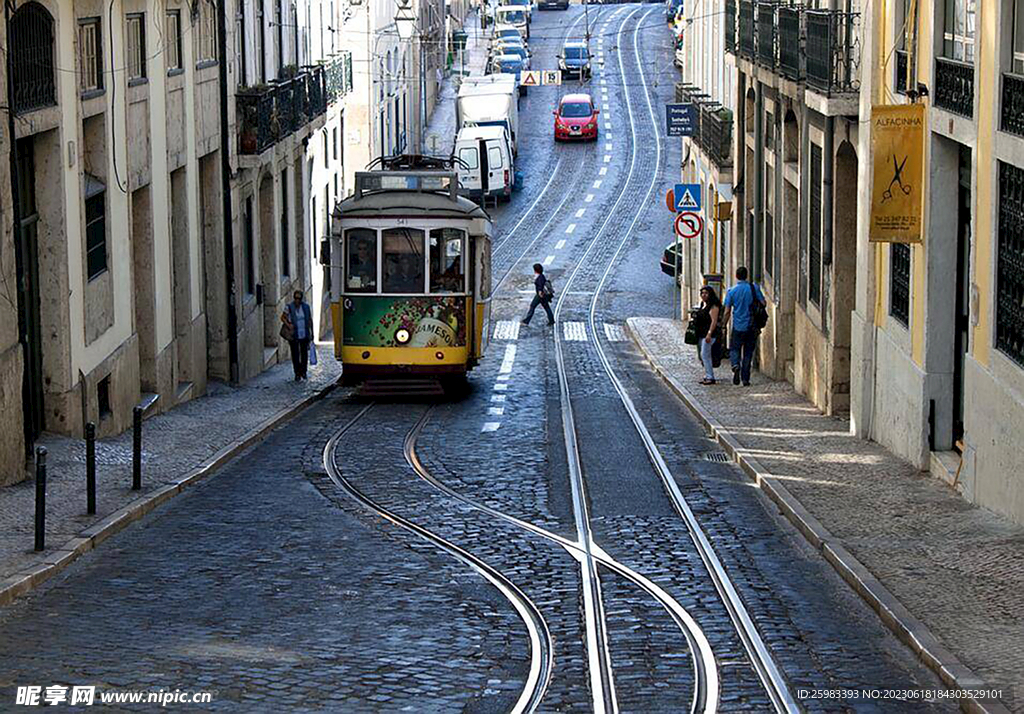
[{"x1": 325, "y1": 162, "x2": 493, "y2": 390}]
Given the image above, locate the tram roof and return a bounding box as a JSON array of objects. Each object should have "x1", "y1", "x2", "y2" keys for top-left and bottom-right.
[{"x1": 333, "y1": 171, "x2": 491, "y2": 223}]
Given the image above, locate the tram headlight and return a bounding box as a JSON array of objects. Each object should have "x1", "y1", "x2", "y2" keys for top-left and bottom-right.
[{"x1": 395, "y1": 328, "x2": 411, "y2": 344}]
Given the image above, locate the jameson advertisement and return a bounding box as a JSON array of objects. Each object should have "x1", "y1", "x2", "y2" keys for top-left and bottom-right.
[{"x1": 343, "y1": 296, "x2": 467, "y2": 348}]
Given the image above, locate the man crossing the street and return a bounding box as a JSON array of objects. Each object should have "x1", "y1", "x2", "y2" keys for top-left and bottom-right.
[
  {"x1": 721, "y1": 266, "x2": 766, "y2": 386},
  {"x1": 521, "y1": 263, "x2": 555, "y2": 326}
]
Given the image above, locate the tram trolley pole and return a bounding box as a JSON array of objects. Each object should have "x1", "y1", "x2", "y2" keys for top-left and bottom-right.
[
  {"x1": 132, "y1": 406, "x2": 142, "y2": 491},
  {"x1": 34, "y1": 446, "x2": 47, "y2": 551},
  {"x1": 86, "y1": 422, "x2": 96, "y2": 514}
]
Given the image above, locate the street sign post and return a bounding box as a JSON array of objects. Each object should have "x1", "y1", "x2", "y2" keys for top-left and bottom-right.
[
  {"x1": 665, "y1": 103, "x2": 697, "y2": 136},
  {"x1": 522, "y1": 70, "x2": 541, "y2": 87},
  {"x1": 674, "y1": 211, "x2": 704, "y2": 239},
  {"x1": 673, "y1": 183, "x2": 701, "y2": 212}
]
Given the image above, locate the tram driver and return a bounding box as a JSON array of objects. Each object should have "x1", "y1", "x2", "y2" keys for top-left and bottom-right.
[{"x1": 347, "y1": 233, "x2": 377, "y2": 291}]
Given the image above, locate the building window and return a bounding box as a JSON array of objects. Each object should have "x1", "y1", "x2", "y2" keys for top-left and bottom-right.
[
  {"x1": 942, "y1": 0, "x2": 975, "y2": 62},
  {"x1": 234, "y1": 9, "x2": 247, "y2": 85},
  {"x1": 765, "y1": 110, "x2": 775, "y2": 151},
  {"x1": 126, "y1": 14, "x2": 146, "y2": 82},
  {"x1": 275, "y1": 0, "x2": 284, "y2": 76},
  {"x1": 84, "y1": 175, "x2": 107, "y2": 280},
  {"x1": 97, "y1": 375, "x2": 112, "y2": 419},
  {"x1": 890, "y1": 243, "x2": 911, "y2": 326},
  {"x1": 243, "y1": 197, "x2": 256, "y2": 295},
  {"x1": 166, "y1": 10, "x2": 183, "y2": 72},
  {"x1": 323, "y1": 130, "x2": 329, "y2": 168},
  {"x1": 997, "y1": 161, "x2": 1024, "y2": 367},
  {"x1": 79, "y1": 18, "x2": 103, "y2": 93},
  {"x1": 1013, "y1": 0, "x2": 1024, "y2": 73},
  {"x1": 10, "y1": 3, "x2": 56, "y2": 113},
  {"x1": 257, "y1": 1, "x2": 267, "y2": 82},
  {"x1": 333, "y1": 127, "x2": 339, "y2": 161},
  {"x1": 765, "y1": 173, "x2": 775, "y2": 279},
  {"x1": 196, "y1": 1, "x2": 218, "y2": 64},
  {"x1": 280, "y1": 174, "x2": 290, "y2": 278},
  {"x1": 808, "y1": 144, "x2": 823, "y2": 305}
]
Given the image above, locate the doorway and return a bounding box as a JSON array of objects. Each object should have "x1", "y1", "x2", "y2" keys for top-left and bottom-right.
[
  {"x1": 952, "y1": 145, "x2": 971, "y2": 447},
  {"x1": 15, "y1": 137, "x2": 44, "y2": 445}
]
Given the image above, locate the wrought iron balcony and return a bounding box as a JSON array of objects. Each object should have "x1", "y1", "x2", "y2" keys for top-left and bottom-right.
[
  {"x1": 324, "y1": 51, "x2": 354, "y2": 105},
  {"x1": 894, "y1": 49, "x2": 908, "y2": 94},
  {"x1": 778, "y1": 6, "x2": 803, "y2": 81},
  {"x1": 698, "y1": 106, "x2": 734, "y2": 169},
  {"x1": 756, "y1": 3, "x2": 777, "y2": 68},
  {"x1": 805, "y1": 10, "x2": 860, "y2": 95},
  {"x1": 237, "y1": 67, "x2": 327, "y2": 156},
  {"x1": 725, "y1": 0, "x2": 737, "y2": 53},
  {"x1": 1002, "y1": 72, "x2": 1024, "y2": 138},
  {"x1": 934, "y1": 57, "x2": 974, "y2": 118},
  {"x1": 739, "y1": 0, "x2": 756, "y2": 59}
]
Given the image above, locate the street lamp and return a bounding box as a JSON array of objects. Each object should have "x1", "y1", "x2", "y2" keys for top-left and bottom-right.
[
  {"x1": 395, "y1": 0, "x2": 416, "y2": 40},
  {"x1": 393, "y1": 0, "x2": 426, "y2": 154}
]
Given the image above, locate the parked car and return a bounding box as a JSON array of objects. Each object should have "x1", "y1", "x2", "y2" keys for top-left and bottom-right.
[
  {"x1": 489, "y1": 54, "x2": 527, "y2": 94},
  {"x1": 559, "y1": 40, "x2": 592, "y2": 80},
  {"x1": 553, "y1": 93, "x2": 599, "y2": 141},
  {"x1": 501, "y1": 0, "x2": 533, "y2": 22},
  {"x1": 660, "y1": 241, "x2": 682, "y2": 284},
  {"x1": 495, "y1": 43, "x2": 531, "y2": 70},
  {"x1": 538, "y1": 0, "x2": 569, "y2": 8},
  {"x1": 454, "y1": 125, "x2": 515, "y2": 203}
]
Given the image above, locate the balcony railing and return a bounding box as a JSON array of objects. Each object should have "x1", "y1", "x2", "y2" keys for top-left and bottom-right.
[
  {"x1": 778, "y1": 6, "x2": 803, "y2": 80},
  {"x1": 805, "y1": 10, "x2": 860, "y2": 95},
  {"x1": 698, "y1": 106, "x2": 734, "y2": 169},
  {"x1": 757, "y1": 3, "x2": 777, "y2": 68},
  {"x1": 1001, "y1": 72, "x2": 1024, "y2": 138},
  {"x1": 725, "y1": 0, "x2": 737, "y2": 53},
  {"x1": 324, "y1": 51, "x2": 353, "y2": 105},
  {"x1": 894, "y1": 49, "x2": 908, "y2": 94},
  {"x1": 739, "y1": 0, "x2": 756, "y2": 59},
  {"x1": 237, "y1": 66, "x2": 327, "y2": 155},
  {"x1": 934, "y1": 57, "x2": 974, "y2": 118}
]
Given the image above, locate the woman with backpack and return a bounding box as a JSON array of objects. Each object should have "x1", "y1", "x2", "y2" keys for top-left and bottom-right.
[
  {"x1": 521, "y1": 263, "x2": 555, "y2": 326},
  {"x1": 695, "y1": 285, "x2": 723, "y2": 384}
]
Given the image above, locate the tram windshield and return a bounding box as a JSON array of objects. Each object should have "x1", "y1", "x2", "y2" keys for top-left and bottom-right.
[
  {"x1": 430, "y1": 229, "x2": 466, "y2": 293},
  {"x1": 382, "y1": 228, "x2": 425, "y2": 293},
  {"x1": 345, "y1": 228, "x2": 377, "y2": 292}
]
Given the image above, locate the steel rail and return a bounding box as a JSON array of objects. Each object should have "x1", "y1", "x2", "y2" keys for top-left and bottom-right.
[
  {"x1": 322, "y1": 403, "x2": 553, "y2": 713},
  {"x1": 581, "y1": 9, "x2": 802, "y2": 714},
  {"x1": 548, "y1": 7, "x2": 719, "y2": 713},
  {"x1": 405, "y1": 406, "x2": 717, "y2": 714}
]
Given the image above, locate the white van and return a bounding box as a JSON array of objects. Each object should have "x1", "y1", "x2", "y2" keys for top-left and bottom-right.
[
  {"x1": 456, "y1": 79, "x2": 520, "y2": 155},
  {"x1": 453, "y1": 126, "x2": 514, "y2": 204},
  {"x1": 493, "y1": 8, "x2": 529, "y2": 39}
]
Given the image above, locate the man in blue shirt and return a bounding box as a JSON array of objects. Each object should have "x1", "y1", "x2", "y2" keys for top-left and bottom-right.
[{"x1": 721, "y1": 266, "x2": 766, "y2": 386}]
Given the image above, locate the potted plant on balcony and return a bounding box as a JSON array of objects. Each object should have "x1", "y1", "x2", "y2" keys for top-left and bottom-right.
[{"x1": 237, "y1": 83, "x2": 271, "y2": 154}]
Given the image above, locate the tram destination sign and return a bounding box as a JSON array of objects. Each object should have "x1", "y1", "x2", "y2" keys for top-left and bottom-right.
[{"x1": 665, "y1": 103, "x2": 696, "y2": 137}]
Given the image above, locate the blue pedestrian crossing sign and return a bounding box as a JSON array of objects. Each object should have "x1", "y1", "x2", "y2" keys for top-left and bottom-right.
[{"x1": 674, "y1": 183, "x2": 701, "y2": 212}]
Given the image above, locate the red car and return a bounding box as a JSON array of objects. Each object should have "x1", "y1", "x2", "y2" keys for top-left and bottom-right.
[{"x1": 553, "y1": 93, "x2": 599, "y2": 141}]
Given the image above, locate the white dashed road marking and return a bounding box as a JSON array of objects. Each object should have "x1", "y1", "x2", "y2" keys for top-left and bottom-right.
[
  {"x1": 555, "y1": 239, "x2": 566, "y2": 250},
  {"x1": 599, "y1": 167, "x2": 608, "y2": 176},
  {"x1": 482, "y1": 422, "x2": 501, "y2": 433},
  {"x1": 493, "y1": 320, "x2": 520, "y2": 341},
  {"x1": 491, "y1": 394, "x2": 506, "y2": 403},
  {"x1": 575, "y1": 208, "x2": 586, "y2": 218},
  {"x1": 604, "y1": 323, "x2": 627, "y2": 342},
  {"x1": 603, "y1": 155, "x2": 611, "y2": 163},
  {"x1": 593, "y1": 180, "x2": 602, "y2": 188},
  {"x1": 586, "y1": 194, "x2": 595, "y2": 202},
  {"x1": 499, "y1": 344, "x2": 517, "y2": 374},
  {"x1": 605, "y1": 143, "x2": 613, "y2": 151},
  {"x1": 493, "y1": 383, "x2": 508, "y2": 391},
  {"x1": 543, "y1": 255, "x2": 555, "y2": 266},
  {"x1": 563, "y1": 322, "x2": 588, "y2": 342},
  {"x1": 488, "y1": 407, "x2": 504, "y2": 416},
  {"x1": 566, "y1": 224, "x2": 576, "y2": 233}
]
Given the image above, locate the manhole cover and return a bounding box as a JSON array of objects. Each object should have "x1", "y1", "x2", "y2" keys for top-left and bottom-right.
[{"x1": 703, "y1": 452, "x2": 731, "y2": 463}]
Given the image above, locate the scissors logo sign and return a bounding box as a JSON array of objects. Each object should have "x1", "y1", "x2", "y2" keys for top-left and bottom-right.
[{"x1": 870, "y1": 104, "x2": 925, "y2": 243}]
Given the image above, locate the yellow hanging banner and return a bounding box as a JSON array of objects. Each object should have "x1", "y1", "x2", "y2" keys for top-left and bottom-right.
[{"x1": 869, "y1": 104, "x2": 925, "y2": 243}]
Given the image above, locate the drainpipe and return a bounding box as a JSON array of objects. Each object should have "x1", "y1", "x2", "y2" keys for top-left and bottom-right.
[
  {"x1": 735, "y1": 72, "x2": 746, "y2": 277},
  {"x1": 752, "y1": 81, "x2": 763, "y2": 281},
  {"x1": 216, "y1": 0, "x2": 240, "y2": 382},
  {"x1": 5, "y1": 0, "x2": 32, "y2": 456}
]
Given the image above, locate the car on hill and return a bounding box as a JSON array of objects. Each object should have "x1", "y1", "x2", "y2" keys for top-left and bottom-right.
[{"x1": 553, "y1": 93, "x2": 599, "y2": 141}]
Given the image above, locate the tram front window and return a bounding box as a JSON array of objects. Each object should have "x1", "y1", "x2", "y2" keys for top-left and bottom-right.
[
  {"x1": 345, "y1": 228, "x2": 377, "y2": 292},
  {"x1": 430, "y1": 229, "x2": 465, "y2": 293},
  {"x1": 382, "y1": 228, "x2": 425, "y2": 293}
]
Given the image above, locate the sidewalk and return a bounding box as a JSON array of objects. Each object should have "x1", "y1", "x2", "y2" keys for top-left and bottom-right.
[
  {"x1": 628, "y1": 317, "x2": 1023, "y2": 714},
  {"x1": 0, "y1": 355, "x2": 340, "y2": 601},
  {"x1": 423, "y1": 10, "x2": 490, "y2": 157}
]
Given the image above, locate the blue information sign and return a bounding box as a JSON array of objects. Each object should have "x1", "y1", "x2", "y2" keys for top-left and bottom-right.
[
  {"x1": 666, "y1": 103, "x2": 697, "y2": 137},
  {"x1": 674, "y1": 183, "x2": 702, "y2": 212}
]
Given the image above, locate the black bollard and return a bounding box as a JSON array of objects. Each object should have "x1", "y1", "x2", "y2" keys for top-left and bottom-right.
[
  {"x1": 132, "y1": 406, "x2": 142, "y2": 491},
  {"x1": 34, "y1": 446, "x2": 46, "y2": 551},
  {"x1": 85, "y1": 422, "x2": 96, "y2": 515}
]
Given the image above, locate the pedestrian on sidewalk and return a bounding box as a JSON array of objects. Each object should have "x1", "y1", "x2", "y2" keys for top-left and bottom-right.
[
  {"x1": 696, "y1": 285, "x2": 723, "y2": 385},
  {"x1": 281, "y1": 290, "x2": 313, "y2": 381},
  {"x1": 521, "y1": 263, "x2": 555, "y2": 326},
  {"x1": 721, "y1": 266, "x2": 766, "y2": 386}
]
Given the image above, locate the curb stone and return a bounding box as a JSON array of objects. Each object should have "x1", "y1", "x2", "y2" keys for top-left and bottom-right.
[
  {"x1": 0, "y1": 379, "x2": 339, "y2": 610},
  {"x1": 625, "y1": 318, "x2": 1011, "y2": 714}
]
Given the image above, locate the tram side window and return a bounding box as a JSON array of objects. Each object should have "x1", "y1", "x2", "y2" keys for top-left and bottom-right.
[
  {"x1": 382, "y1": 228, "x2": 425, "y2": 293},
  {"x1": 345, "y1": 228, "x2": 377, "y2": 292},
  {"x1": 430, "y1": 229, "x2": 465, "y2": 293}
]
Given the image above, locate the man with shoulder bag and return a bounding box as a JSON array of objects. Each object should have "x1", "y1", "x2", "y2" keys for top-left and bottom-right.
[{"x1": 721, "y1": 266, "x2": 767, "y2": 387}]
